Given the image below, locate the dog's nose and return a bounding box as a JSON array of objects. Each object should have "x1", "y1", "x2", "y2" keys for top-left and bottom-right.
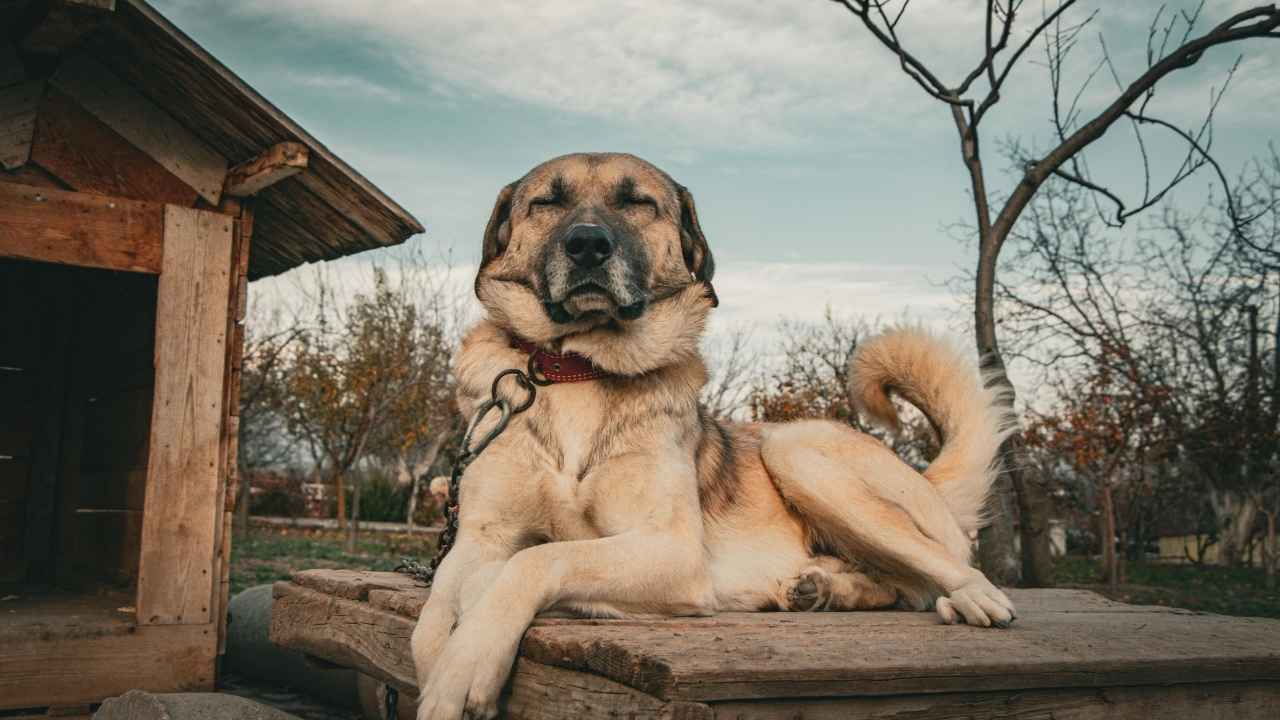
[{"x1": 564, "y1": 223, "x2": 614, "y2": 269}]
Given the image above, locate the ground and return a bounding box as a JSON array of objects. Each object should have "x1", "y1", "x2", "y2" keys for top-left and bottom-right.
[
  {"x1": 232, "y1": 528, "x2": 1280, "y2": 619},
  {"x1": 1055, "y1": 556, "x2": 1280, "y2": 619},
  {"x1": 231, "y1": 526, "x2": 436, "y2": 595}
]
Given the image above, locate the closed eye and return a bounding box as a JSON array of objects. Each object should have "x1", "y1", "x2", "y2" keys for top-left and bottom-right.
[
  {"x1": 613, "y1": 177, "x2": 659, "y2": 213},
  {"x1": 528, "y1": 176, "x2": 570, "y2": 213},
  {"x1": 623, "y1": 195, "x2": 658, "y2": 210}
]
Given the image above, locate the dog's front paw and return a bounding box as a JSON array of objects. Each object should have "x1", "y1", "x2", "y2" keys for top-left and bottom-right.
[
  {"x1": 416, "y1": 623, "x2": 518, "y2": 720},
  {"x1": 936, "y1": 571, "x2": 1016, "y2": 628}
]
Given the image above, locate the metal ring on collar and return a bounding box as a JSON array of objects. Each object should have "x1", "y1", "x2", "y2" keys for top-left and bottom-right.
[
  {"x1": 526, "y1": 353, "x2": 553, "y2": 386},
  {"x1": 491, "y1": 368, "x2": 537, "y2": 412}
]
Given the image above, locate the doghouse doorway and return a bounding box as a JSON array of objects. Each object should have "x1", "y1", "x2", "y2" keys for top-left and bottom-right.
[{"x1": 1, "y1": 259, "x2": 157, "y2": 628}]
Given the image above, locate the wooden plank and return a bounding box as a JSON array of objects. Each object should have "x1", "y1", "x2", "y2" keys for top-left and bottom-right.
[
  {"x1": 22, "y1": 284, "x2": 73, "y2": 583},
  {"x1": 31, "y1": 87, "x2": 199, "y2": 206},
  {"x1": 223, "y1": 142, "x2": 308, "y2": 197},
  {"x1": 709, "y1": 681, "x2": 1280, "y2": 720},
  {"x1": 212, "y1": 206, "x2": 249, "y2": 660},
  {"x1": 506, "y1": 660, "x2": 711, "y2": 720},
  {"x1": 76, "y1": 469, "x2": 147, "y2": 510},
  {"x1": 223, "y1": 415, "x2": 239, "y2": 513},
  {"x1": 78, "y1": 387, "x2": 154, "y2": 471},
  {"x1": 19, "y1": 0, "x2": 116, "y2": 56},
  {"x1": 52, "y1": 383, "x2": 85, "y2": 588},
  {"x1": 49, "y1": 54, "x2": 226, "y2": 204},
  {"x1": 0, "y1": 623, "x2": 215, "y2": 710},
  {"x1": 0, "y1": 163, "x2": 67, "y2": 190},
  {"x1": 70, "y1": 509, "x2": 143, "y2": 584},
  {"x1": 269, "y1": 582, "x2": 710, "y2": 719},
  {"x1": 135, "y1": 205, "x2": 232, "y2": 626},
  {"x1": 271, "y1": 581, "x2": 418, "y2": 693},
  {"x1": 517, "y1": 609, "x2": 1280, "y2": 703},
  {"x1": 273, "y1": 574, "x2": 1280, "y2": 706},
  {"x1": 0, "y1": 182, "x2": 163, "y2": 272},
  {"x1": 291, "y1": 568, "x2": 422, "y2": 601},
  {"x1": 0, "y1": 80, "x2": 41, "y2": 170},
  {"x1": 0, "y1": 41, "x2": 23, "y2": 87},
  {"x1": 216, "y1": 511, "x2": 231, "y2": 655}
]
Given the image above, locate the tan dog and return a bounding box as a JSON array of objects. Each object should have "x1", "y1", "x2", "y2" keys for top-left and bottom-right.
[{"x1": 411, "y1": 153, "x2": 1016, "y2": 719}]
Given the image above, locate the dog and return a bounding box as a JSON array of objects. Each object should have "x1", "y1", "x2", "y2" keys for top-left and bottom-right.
[{"x1": 410, "y1": 152, "x2": 1017, "y2": 719}]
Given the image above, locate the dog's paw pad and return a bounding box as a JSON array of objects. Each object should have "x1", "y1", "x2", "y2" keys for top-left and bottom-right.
[{"x1": 786, "y1": 568, "x2": 830, "y2": 612}]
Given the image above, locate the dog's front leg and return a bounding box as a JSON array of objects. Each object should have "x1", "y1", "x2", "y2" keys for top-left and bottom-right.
[
  {"x1": 416, "y1": 532, "x2": 714, "y2": 720},
  {"x1": 410, "y1": 532, "x2": 514, "y2": 692}
]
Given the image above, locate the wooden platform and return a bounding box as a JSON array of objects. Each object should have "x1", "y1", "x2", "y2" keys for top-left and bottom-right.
[{"x1": 270, "y1": 570, "x2": 1280, "y2": 719}]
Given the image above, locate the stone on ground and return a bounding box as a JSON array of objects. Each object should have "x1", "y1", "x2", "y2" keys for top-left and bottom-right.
[{"x1": 93, "y1": 690, "x2": 300, "y2": 720}]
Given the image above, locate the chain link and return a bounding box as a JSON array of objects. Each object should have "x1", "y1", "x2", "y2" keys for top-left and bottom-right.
[{"x1": 396, "y1": 363, "x2": 542, "y2": 586}]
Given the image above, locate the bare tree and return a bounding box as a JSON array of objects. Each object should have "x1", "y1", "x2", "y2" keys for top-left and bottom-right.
[
  {"x1": 830, "y1": 0, "x2": 1280, "y2": 585},
  {"x1": 1000, "y1": 154, "x2": 1280, "y2": 571},
  {"x1": 233, "y1": 308, "x2": 299, "y2": 534},
  {"x1": 701, "y1": 325, "x2": 759, "y2": 419},
  {"x1": 279, "y1": 267, "x2": 449, "y2": 551}
]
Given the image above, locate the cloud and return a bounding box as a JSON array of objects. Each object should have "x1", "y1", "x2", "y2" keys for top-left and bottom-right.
[
  {"x1": 217, "y1": 0, "x2": 996, "y2": 151},
  {"x1": 250, "y1": 252, "x2": 966, "y2": 351},
  {"x1": 709, "y1": 259, "x2": 959, "y2": 330},
  {"x1": 283, "y1": 71, "x2": 406, "y2": 103}
]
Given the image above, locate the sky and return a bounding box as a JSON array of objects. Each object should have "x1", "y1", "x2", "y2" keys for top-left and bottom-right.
[{"x1": 152, "y1": 0, "x2": 1278, "y2": 378}]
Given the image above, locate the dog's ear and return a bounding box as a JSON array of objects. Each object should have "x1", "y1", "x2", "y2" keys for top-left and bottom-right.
[
  {"x1": 481, "y1": 181, "x2": 519, "y2": 267},
  {"x1": 677, "y1": 185, "x2": 717, "y2": 306}
]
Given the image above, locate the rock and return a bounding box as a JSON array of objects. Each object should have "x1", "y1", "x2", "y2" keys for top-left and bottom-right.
[
  {"x1": 224, "y1": 584, "x2": 358, "y2": 709},
  {"x1": 94, "y1": 690, "x2": 300, "y2": 720}
]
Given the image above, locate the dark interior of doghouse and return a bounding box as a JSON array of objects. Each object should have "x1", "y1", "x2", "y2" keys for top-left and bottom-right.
[{"x1": 0, "y1": 258, "x2": 156, "y2": 628}]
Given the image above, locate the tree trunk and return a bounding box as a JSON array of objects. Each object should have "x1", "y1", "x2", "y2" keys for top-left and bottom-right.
[
  {"x1": 406, "y1": 475, "x2": 420, "y2": 529},
  {"x1": 976, "y1": 469, "x2": 1021, "y2": 585},
  {"x1": 1008, "y1": 434, "x2": 1055, "y2": 586},
  {"x1": 335, "y1": 471, "x2": 347, "y2": 531},
  {"x1": 1216, "y1": 492, "x2": 1259, "y2": 567},
  {"x1": 345, "y1": 472, "x2": 361, "y2": 553},
  {"x1": 964, "y1": 148, "x2": 1052, "y2": 586},
  {"x1": 402, "y1": 435, "x2": 448, "y2": 527},
  {"x1": 1266, "y1": 509, "x2": 1276, "y2": 591},
  {"x1": 1100, "y1": 481, "x2": 1118, "y2": 591}
]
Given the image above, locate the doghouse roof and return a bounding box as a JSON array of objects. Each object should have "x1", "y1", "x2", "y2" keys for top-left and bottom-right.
[{"x1": 9, "y1": 0, "x2": 424, "y2": 279}]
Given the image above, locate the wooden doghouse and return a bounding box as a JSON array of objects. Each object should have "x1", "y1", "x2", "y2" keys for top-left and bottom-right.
[{"x1": 0, "y1": 1, "x2": 422, "y2": 713}]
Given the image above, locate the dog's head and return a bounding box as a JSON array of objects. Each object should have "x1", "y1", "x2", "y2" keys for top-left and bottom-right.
[{"x1": 474, "y1": 153, "x2": 716, "y2": 375}]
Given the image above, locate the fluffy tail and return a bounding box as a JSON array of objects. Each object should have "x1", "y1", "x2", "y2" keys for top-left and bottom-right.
[{"x1": 846, "y1": 327, "x2": 1014, "y2": 534}]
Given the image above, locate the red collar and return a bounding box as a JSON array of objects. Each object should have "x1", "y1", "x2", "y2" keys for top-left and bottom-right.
[{"x1": 512, "y1": 338, "x2": 611, "y2": 383}]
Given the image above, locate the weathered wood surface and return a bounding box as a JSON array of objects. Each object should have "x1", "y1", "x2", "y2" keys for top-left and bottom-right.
[
  {"x1": 80, "y1": 0, "x2": 422, "y2": 277},
  {"x1": 50, "y1": 53, "x2": 227, "y2": 204},
  {"x1": 31, "y1": 86, "x2": 200, "y2": 206},
  {"x1": 18, "y1": 0, "x2": 116, "y2": 56},
  {"x1": 135, "y1": 205, "x2": 233, "y2": 626},
  {"x1": 0, "y1": 79, "x2": 41, "y2": 170},
  {"x1": 224, "y1": 141, "x2": 308, "y2": 197},
  {"x1": 272, "y1": 570, "x2": 1280, "y2": 719},
  {"x1": 0, "y1": 182, "x2": 164, "y2": 272},
  {"x1": 710, "y1": 682, "x2": 1280, "y2": 720},
  {"x1": 0, "y1": 616, "x2": 215, "y2": 711},
  {"x1": 0, "y1": 40, "x2": 24, "y2": 87}
]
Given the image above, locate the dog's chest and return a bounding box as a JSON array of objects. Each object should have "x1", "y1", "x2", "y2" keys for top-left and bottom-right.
[{"x1": 521, "y1": 383, "x2": 619, "y2": 538}]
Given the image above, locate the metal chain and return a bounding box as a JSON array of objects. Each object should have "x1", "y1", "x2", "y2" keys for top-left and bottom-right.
[{"x1": 396, "y1": 355, "x2": 549, "y2": 586}]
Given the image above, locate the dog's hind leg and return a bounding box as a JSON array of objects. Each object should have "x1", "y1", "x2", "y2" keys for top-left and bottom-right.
[{"x1": 761, "y1": 420, "x2": 1016, "y2": 628}]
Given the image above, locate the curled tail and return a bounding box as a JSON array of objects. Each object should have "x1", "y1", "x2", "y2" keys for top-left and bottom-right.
[{"x1": 847, "y1": 327, "x2": 1014, "y2": 535}]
